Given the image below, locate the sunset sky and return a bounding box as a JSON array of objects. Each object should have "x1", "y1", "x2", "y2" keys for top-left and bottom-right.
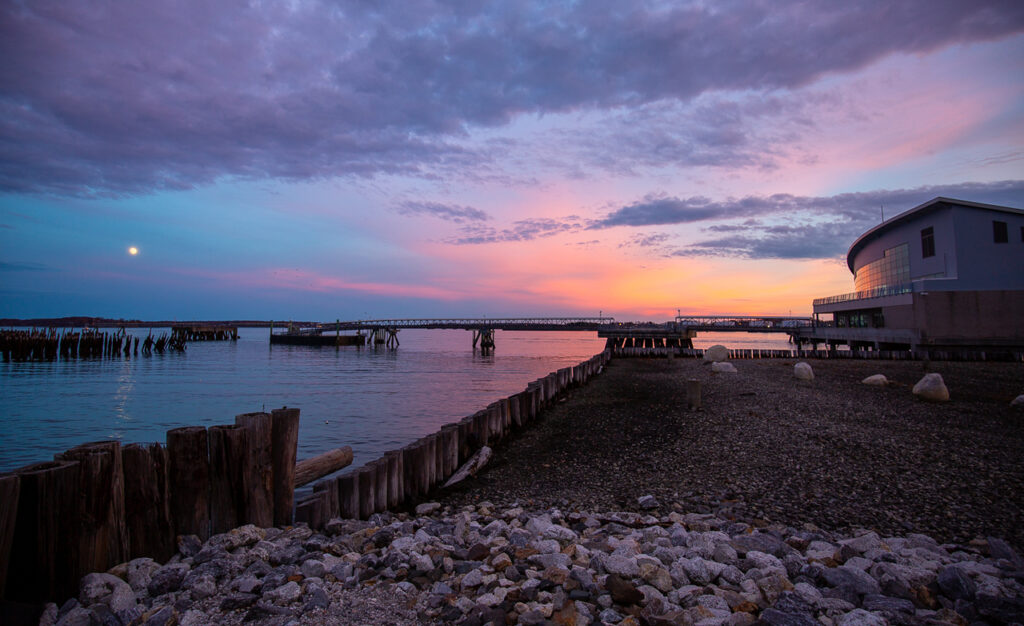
[{"x1": 2, "y1": 1, "x2": 1023, "y2": 321}]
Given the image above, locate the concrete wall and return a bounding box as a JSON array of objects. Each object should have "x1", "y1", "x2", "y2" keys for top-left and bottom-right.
[{"x1": 908, "y1": 290, "x2": 1024, "y2": 343}]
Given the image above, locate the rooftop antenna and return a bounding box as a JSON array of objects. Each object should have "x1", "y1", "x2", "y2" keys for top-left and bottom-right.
[{"x1": 880, "y1": 204, "x2": 885, "y2": 222}]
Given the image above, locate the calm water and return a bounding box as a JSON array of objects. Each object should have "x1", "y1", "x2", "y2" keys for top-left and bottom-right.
[{"x1": 0, "y1": 328, "x2": 793, "y2": 472}]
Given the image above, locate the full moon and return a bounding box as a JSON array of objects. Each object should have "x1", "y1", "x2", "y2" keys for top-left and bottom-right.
[{"x1": 128, "y1": 246, "x2": 138, "y2": 256}]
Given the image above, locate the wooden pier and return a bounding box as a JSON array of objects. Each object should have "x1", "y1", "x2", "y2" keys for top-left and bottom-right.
[{"x1": 170, "y1": 325, "x2": 237, "y2": 341}]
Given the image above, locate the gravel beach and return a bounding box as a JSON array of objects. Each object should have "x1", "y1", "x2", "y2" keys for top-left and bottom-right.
[{"x1": 436, "y1": 357, "x2": 1024, "y2": 552}]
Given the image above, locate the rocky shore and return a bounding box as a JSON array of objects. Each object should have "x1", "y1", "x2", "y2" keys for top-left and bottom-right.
[
  {"x1": 39, "y1": 357, "x2": 1024, "y2": 625},
  {"x1": 438, "y1": 358, "x2": 1024, "y2": 551},
  {"x1": 41, "y1": 502, "x2": 1024, "y2": 625}
]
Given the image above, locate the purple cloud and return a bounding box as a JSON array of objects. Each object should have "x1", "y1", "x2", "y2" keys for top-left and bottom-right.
[
  {"x1": 396, "y1": 201, "x2": 490, "y2": 223},
  {"x1": 606, "y1": 180, "x2": 1024, "y2": 259},
  {"x1": 2, "y1": 1, "x2": 1022, "y2": 195}
]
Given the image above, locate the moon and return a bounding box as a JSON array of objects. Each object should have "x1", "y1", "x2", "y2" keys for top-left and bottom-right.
[{"x1": 128, "y1": 246, "x2": 138, "y2": 256}]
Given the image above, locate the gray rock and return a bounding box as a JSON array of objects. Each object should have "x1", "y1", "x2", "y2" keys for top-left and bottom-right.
[
  {"x1": 599, "y1": 607, "x2": 624, "y2": 623},
  {"x1": 300, "y1": 558, "x2": 326, "y2": 579},
  {"x1": 604, "y1": 554, "x2": 640, "y2": 578},
  {"x1": 834, "y1": 608, "x2": 887, "y2": 626},
  {"x1": 638, "y1": 495, "x2": 660, "y2": 509},
  {"x1": 912, "y1": 373, "x2": 949, "y2": 402},
  {"x1": 265, "y1": 581, "x2": 302, "y2": 605},
  {"x1": 794, "y1": 362, "x2": 813, "y2": 380},
  {"x1": 758, "y1": 608, "x2": 819, "y2": 626},
  {"x1": 143, "y1": 605, "x2": 178, "y2": 626},
  {"x1": 146, "y1": 563, "x2": 190, "y2": 596},
  {"x1": 177, "y1": 534, "x2": 202, "y2": 557},
  {"x1": 220, "y1": 593, "x2": 259, "y2": 610},
  {"x1": 188, "y1": 574, "x2": 218, "y2": 600},
  {"x1": 821, "y1": 565, "x2": 882, "y2": 596},
  {"x1": 78, "y1": 573, "x2": 136, "y2": 614},
  {"x1": 937, "y1": 565, "x2": 976, "y2": 601},
  {"x1": 55, "y1": 605, "x2": 92, "y2": 626},
  {"x1": 862, "y1": 594, "x2": 914, "y2": 614},
  {"x1": 415, "y1": 502, "x2": 441, "y2": 516}
]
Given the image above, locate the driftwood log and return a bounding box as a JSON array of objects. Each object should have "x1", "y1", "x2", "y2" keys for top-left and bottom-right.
[
  {"x1": 443, "y1": 445, "x2": 493, "y2": 488},
  {"x1": 294, "y1": 446, "x2": 353, "y2": 487}
]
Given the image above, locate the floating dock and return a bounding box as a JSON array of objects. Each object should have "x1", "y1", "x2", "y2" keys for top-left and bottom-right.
[{"x1": 269, "y1": 323, "x2": 363, "y2": 346}]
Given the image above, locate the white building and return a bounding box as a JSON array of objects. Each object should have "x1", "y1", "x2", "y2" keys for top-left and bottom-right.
[{"x1": 807, "y1": 197, "x2": 1024, "y2": 351}]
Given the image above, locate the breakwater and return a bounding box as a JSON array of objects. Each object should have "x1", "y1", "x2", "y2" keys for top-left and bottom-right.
[
  {"x1": 0, "y1": 349, "x2": 610, "y2": 607},
  {"x1": 295, "y1": 350, "x2": 611, "y2": 528}
]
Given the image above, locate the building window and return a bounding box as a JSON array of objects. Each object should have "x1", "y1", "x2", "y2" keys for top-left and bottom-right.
[
  {"x1": 1021, "y1": 225, "x2": 1024, "y2": 242},
  {"x1": 921, "y1": 227, "x2": 935, "y2": 258},
  {"x1": 994, "y1": 220, "x2": 1008, "y2": 243},
  {"x1": 854, "y1": 243, "x2": 909, "y2": 292}
]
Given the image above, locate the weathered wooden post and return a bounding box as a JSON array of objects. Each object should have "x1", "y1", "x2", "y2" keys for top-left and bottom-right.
[
  {"x1": 0, "y1": 474, "x2": 20, "y2": 600},
  {"x1": 338, "y1": 471, "x2": 359, "y2": 519},
  {"x1": 424, "y1": 436, "x2": 437, "y2": 490},
  {"x1": 55, "y1": 441, "x2": 129, "y2": 577},
  {"x1": 401, "y1": 444, "x2": 418, "y2": 502},
  {"x1": 687, "y1": 379, "x2": 702, "y2": 410},
  {"x1": 385, "y1": 451, "x2": 402, "y2": 508},
  {"x1": 357, "y1": 465, "x2": 376, "y2": 519},
  {"x1": 457, "y1": 417, "x2": 474, "y2": 465},
  {"x1": 167, "y1": 426, "x2": 211, "y2": 540},
  {"x1": 8, "y1": 460, "x2": 80, "y2": 603},
  {"x1": 208, "y1": 424, "x2": 253, "y2": 534},
  {"x1": 440, "y1": 425, "x2": 459, "y2": 480},
  {"x1": 122, "y1": 442, "x2": 174, "y2": 562},
  {"x1": 315, "y1": 478, "x2": 339, "y2": 519},
  {"x1": 235, "y1": 412, "x2": 274, "y2": 527},
  {"x1": 373, "y1": 458, "x2": 388, "y2": 513},
  {"x1": 271, "y1": 407, "x2": 300, "y2": 526}
]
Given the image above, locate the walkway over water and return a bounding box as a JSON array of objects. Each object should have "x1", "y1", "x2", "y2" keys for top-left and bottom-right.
[{"x1": 330, "y1": 317, "x2": 612, "y2": 331}]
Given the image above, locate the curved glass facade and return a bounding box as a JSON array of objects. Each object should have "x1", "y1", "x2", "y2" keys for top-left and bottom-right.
[{"x1": 854, "y1": 243, "x2": 909, "y2": 292}]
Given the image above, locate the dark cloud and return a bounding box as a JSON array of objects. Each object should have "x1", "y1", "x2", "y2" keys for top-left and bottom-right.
[
  {"x1": 619, "y1": 233, "x2": 671, "y2": 249},
  {"x1": 2, "y1": 1, "x2": 1022, "y2": 195},
  {"x1": 607, "y1": 180, "x2": 1024, "y2": 259},
  {"x1": 396, "y1": 201, "x2": 490, "y2": 223}
]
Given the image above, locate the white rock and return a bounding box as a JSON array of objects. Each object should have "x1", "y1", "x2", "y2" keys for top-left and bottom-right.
[
  {"x1": 861, "y1": 374, "x2": 888, "y2": 386},
  {"x1": 913, "y1": 373, "x2": 949, "y2": 402},
  {"x1": 704, "y1": 345, "x2": 729, "y2": 362},
  {"x1": 1011, "y1": 394, "x2": 1024, "y2": 407},
  {"x1": 604, "y1": 554, "x2": 640, "y2": 578},
  {"x1": 794, "y1": 362, "x2": 814, "y2": 381},
  {"x1": 711, "y1": 362, "x2": 737, "y2": 373}
]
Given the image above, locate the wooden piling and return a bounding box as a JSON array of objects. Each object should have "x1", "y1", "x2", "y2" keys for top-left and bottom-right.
[
  {"x1": 208, "y1": 424, "x2": 254, "y2": 534},
  {"x1": 234, "y1": 411, "x2": 274, "y2": 527},
  {"x1": 122, "y1": 443, "x2": 174, "y2": 562},
  {"x1": 373, "y1": 458, "x2": 388, "y2": 513},
  {"x1": 270, "y1": 407, "x2": 300, "y2": 526},
  {"x1": 440, "y1": 425, "x2": 459, "y2": 480},
  {"x1": 0, "y1": 474, "x2": 19, "y2": 600},
  {"x1": 457, "y1": 417, "x2": 474, "y2": 465},
  {"x1": 357, "y1": 465, "x2": 376, "y2": 519},
  {"x1": 424, "y1": 435, "x2": 437, "y2": 491},
  {"x1": 401, "y1": 444, "x2": 418, "y2": 502},
  {"x1": 338, "y1": 471, "x2": 359, "y2": 519},
  {"x1": 385, "y1": 451, "x2": 402, "y2": 508},
  {"x1": 56, "y1": 441, "x2": 129, "y2": 575},
  {"x1": 167, "y1": 426, "x2": 211, "y2": 540},
  {"x1": 314, "y1": 477, "x2": 339, "y2": 520},
  {"x1": 686, "y1": 379, "x2": 702, "y2": 410},
  {"x1": 295, "y1": 491, "x2": 326, "y2": 529},
  {"x1": 8, "y1": 460, "x2": 80, "y2": 603}
]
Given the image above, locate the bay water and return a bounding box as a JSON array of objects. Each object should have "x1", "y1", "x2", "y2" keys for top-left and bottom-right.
[{"x1": 0, "y1": 327, "x2": 792, "y2": 472}]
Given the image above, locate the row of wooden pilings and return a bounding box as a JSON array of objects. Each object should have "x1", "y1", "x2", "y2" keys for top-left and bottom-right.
[
  {"x1": 0, "y1": 408, "x2": 319, "y2": 605},
  {"x1": 0, "y1": 328, "x2": 184, "y2": 362},
  {"x1": 613, "y1": 346, "x2": 1024, "y2": 361},
  {"x1": 293, "y1": 349, "x2": 613, "y2": 529}
]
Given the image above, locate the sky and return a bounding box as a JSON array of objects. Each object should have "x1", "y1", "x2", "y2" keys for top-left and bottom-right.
[{"x1": 2, "y1": 0, "x2": 1023, "y2": 322}]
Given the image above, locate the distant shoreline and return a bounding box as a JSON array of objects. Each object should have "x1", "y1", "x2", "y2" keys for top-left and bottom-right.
[{"x1": 0, "y1": 317, "x2": 310, "y2": 328}]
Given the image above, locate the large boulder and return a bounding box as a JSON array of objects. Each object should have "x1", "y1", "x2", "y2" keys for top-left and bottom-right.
[
  {"x1": 794, "y1": 362, "x2": 814, "y2": 381},
  {"x1": 862, "y1": 374, "x2": 888, "y2": 386},
  {"x1": 913, "y1": 373, "x2": 949, "y2": 402},
  {"x1": 704, "y1": 344, "x2": 729, "y2": 362},
  {"x1": 712, "y1": 362, "x2": 737, "y2": 373}
]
